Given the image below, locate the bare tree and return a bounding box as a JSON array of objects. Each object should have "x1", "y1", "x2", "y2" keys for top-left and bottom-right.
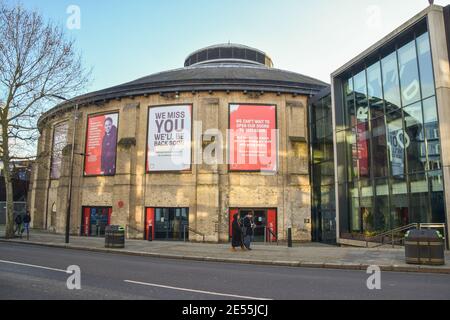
[{"x1": 0, "y1": 2, "x2": 90, "y2": 238}]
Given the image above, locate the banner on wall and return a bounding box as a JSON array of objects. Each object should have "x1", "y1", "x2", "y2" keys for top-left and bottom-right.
[
  {"x1": 229, "y1": 104, "x2": 277, "y2": 172},
  {"x1": 84, "y1": 113, "x2": 119, "y2": 176},
  {"x1": 147, "y1": 105, "x2": 192, "y2": 172},
  {"x1": 51, "y1": 122, "x2": 69, "y2": 179}
]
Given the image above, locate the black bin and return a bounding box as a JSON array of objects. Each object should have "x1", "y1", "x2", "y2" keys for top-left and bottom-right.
[
  {"x1": 105, "y1": 225, "x2": 125, "y2": 249},
  {"x1": 405, "y1": 229, "x2": 445, "y2": 266}
]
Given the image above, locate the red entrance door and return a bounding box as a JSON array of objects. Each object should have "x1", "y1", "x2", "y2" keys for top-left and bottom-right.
[
  {"x1": 229, "y1": 209, "x2": 239, "y2": 239},
  {"x1": 145, "y1": 208, "x2": 155, "y2": 240},
  {"x1": 267, "y1": 209, "x2": 277, "y2": 242},
  {"x1": 229, "y1": 208, "x2": 277, "y2": 241}
]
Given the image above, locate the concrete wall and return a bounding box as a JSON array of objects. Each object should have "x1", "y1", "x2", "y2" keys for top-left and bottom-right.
[
  {"x1": 429, "y1": 6, "x2": 450, "y2": 240},
  {"x1": 29, "y1": 91, "x2": 312, "y2": 242}
]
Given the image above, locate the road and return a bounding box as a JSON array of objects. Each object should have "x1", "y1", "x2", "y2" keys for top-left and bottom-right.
[{"x1": 0, "y1": 242, "x2": 449, "y2": 300}]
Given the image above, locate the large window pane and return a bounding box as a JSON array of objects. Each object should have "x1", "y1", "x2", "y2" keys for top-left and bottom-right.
[
  {"x1": 374, "y1": 178, "x2": 390, "y2": 232},
  {"x1": 429, "y1": 170, "x2": 445, "y2": 223},
  {"x1": 344, "y1": 78, "x2": 356, "y2": 128},
  {"x1": 417, "y1": 32, "x2": 435, "y2": 99},
  {"x1": 398, "y1": 40, "x2": 421, "y2": 106},
  {"x1": 347, "y1": 129, "x2": 359, "y2": 181},
  {"x1": 367, "y1": 62, "x2": 384, "y2": 119},
  {"x1": 356, "y1": 123, "x2": 370, "y2": 179},
  {"x1": 423, "y1": 97, "x2": 441, "y2": 170},
  {"x1": 354, "y1": 71, "x2": 368, "y2": 124},
  {"x1": 371, "y1": 116, "x2": 388, "y2": 177},
  {"x1": 404, "y1": 102, "x2": 426, "y2": 173},
  {"x1": 360, "y1": 179, "x2": 374, "y2": 233},
  {"x1": 382, "y1": 52, "x2": 401, "y2": 111},
  {"x1": 409, "y1": 173, "x2": 430, "y2": 223},
  {"x1": 349, "y1": 183, "x2": 361, "y2": 232},
  {"x1": 387, "y1": 110, "x2": 406, "y2": 177},
  {"x1": 390, "y1": 175, "x2": 409, "y2": 228}
]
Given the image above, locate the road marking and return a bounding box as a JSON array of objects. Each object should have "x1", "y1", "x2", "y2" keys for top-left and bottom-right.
[
  {"x1": 124, "y1": 280, "x2": 272, "y2": 300},
  {"x1": 0, "y1": 259, "x2": 68, "y2": 273}
]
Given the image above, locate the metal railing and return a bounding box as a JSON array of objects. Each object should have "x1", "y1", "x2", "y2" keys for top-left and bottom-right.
[
  {"x1": 183, "y1": 225, "x2": 205, "y2": 243},
  {"x1": 264, "y1": 226, "x2": 278, "y2": 245},
  {"x1": 365, "y1": 223, "x2": 448, "y2": 250},
  {"x1": 125, "y1": 224, "x2": 143, "y2": 239}
]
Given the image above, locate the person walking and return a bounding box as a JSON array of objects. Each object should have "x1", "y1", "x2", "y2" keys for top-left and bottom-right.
[
  {"x1": 242, "y1": 212, "x2": 255, "y2": 250},
  {"x1": 23, "y1": 211, "x2": 31, "y2": 240},
  {"x1": 14, "y1": 214, "x2": 23, "y2": 238},
  {"x1": 231, "y1": 214, "x2": 245, "y2": 252}
]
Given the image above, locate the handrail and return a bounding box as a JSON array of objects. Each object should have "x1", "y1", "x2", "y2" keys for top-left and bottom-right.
[
  {"x1": 184, "y1": 225, "x2": 205, "y2": 243},
  {"x1": 264, "y1": 227, "x2": 278, "y2": 246},
  {"x1": 365, "y1": 224, "x2": 419, "y2": 248},
  {"x1": 365, "y1": 223, "x2": 448, "y2": 250},
  {"x1": 125, "y1": 225, "x2": 143, "y2": 239}
]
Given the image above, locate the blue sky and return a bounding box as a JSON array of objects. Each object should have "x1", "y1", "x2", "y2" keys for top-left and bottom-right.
[{"x1": 8, "y1": 0, "x2": 450, "y2": 93}]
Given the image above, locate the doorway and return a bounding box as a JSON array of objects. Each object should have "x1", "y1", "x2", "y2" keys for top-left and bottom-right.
[
  {"x1": 229, "y1": 208, "x2": 277, "y2": 242},
  {"x1": 81, "y1": 207, "x2": 112, "y2": 237},
  {"x1": 145, "y1": 208, "x2": 189, "y2": 241}
]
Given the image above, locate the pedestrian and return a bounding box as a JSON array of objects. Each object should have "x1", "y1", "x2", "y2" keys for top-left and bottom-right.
[
  {"x1": 23, "y1": 211, "x2": 31, "y2": 240},
  {"x1": 14, "y1": 214, "x2": 23, "y2": 238},
  {"x1": 231, "y1": 214, "x2": 245, "y2": 252},
  {"x1": 242, "y1": 212, "x2": 255, "y2": 250}
]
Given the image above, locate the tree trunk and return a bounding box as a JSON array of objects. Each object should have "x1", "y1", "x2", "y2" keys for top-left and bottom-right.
[
  {"x1": 2, "y1": 115, "x2": 15, "y2": 239},
  {"x1": 4, "y1": 163, "x2": 15, "y2": 239}
]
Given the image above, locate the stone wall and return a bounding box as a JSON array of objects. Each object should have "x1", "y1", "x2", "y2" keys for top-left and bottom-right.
[{"x1": 29, "y1": 91, "x2": 312, "y2": 242}]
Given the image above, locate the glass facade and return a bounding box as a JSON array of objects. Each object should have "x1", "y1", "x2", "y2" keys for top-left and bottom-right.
[
  {"x1": 310, "y1": 92, "x2": 337, "y2": 244},
  {"x1": 335, "y1": 30, "x2": 446, "y2": 238}
]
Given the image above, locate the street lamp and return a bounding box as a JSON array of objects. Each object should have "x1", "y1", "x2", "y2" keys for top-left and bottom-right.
[{"x1": 50, "y1": 95, "x2": 79, "y2": 244}]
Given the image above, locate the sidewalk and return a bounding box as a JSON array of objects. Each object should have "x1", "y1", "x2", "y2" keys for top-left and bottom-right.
[{"x1": 1, "y1": 227, "x2": 449, "y2": 274}]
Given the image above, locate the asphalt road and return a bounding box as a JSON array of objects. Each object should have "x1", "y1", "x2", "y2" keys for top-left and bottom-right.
[{"x1": 0, "y1": 242, "x2": 449, "y2": 300}]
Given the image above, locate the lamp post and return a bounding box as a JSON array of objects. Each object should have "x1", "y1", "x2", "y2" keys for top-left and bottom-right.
[{"x1": 50, "y1": 95, "x2": 79, "y2": 244}]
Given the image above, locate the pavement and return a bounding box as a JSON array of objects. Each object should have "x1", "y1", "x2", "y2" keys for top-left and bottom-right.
[{"x1": 1, "y1": 226, "x2": 449, "y2": 274}]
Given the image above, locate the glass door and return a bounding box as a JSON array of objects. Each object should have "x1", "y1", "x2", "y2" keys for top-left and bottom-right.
[{"x1": 153, "y1": 208, "x2": 189, "y2": 241}]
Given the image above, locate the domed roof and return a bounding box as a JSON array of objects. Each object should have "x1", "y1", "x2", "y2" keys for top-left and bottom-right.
[{"x1": 39, "y1": 44, "x2": 328, "y2": 127}]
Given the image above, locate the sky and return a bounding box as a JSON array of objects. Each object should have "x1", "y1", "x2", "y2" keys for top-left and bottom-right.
[{"x1": 6, "y1": 0, "x2": 450, "y2": 93}]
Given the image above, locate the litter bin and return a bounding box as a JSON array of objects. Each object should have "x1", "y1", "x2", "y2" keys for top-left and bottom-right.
[
  {"x1": 105, "y1": 225, "x2": 125, "y2": 249},
  {"x1": 405, "y1": 229, "x2": 445, "y2": 266}
]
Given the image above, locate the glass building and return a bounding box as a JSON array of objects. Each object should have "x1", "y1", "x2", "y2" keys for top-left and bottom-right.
[
  {"x1": 309, "y1": 88, "x2": 336, "y2": 244},
  {"x1": 331, "y1": 5, "x2": 450, "y2": 245}
]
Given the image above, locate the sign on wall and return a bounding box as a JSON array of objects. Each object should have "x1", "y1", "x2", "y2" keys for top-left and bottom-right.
[
  {"x1": 84, "y1": 113, "x2": 119, "y2": 176},
  {"x1": 229, "y1": 104, "x2": 277, "y2": 172},
  {"x1": 51, "y1": 121, "x2": 69, "y2": 179},
  {"x1": 147, "y1": 105, "x2": 192, "y2": 172}
]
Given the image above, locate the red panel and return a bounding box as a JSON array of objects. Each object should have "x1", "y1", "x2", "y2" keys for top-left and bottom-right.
[
  {"x1": 267, "y1": 209, "x2": 277, "y2": 242},
  {"x1": 107, "y1": 208, "x2": 112, "y2": 226},
  {"x1": 82, "y1": 208, "x2": 90, "y2": 237},
  {"x1": 84, "y1": 113, "x2": 118, "y2": 176},
  {"x1": 229, "y1": 209, "x2": 239, "y2": 239},
  {"x1": 145, "y1": 208, "x2": 155, "y2": 240},
  {"x1": 229, "y1": 105, "x2": 277, "y2": 172}
]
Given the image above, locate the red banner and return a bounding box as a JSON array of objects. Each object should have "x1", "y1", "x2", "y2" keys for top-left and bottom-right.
[
  {"x1": 229, "y1": 104, "x2": 277, "y2": 172},
  {"x1": 84, "y1": 113, "x2": 119, "y2": 176}
]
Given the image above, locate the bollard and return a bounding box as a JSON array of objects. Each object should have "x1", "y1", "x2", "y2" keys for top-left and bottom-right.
[{"x1": 288, "y1": 228, "x2": 292, "y2": 248}]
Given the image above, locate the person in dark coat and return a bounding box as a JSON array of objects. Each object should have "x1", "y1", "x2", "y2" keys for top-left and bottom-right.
[
  {"x1": 23, "y1": 211, "x2": 31, "y2": 240},
  {"x1": 14, "y1": 214, "x2": 23, "y2": 238},
  {"x1": 231, "y1": 214, "x2": 245, "y2": 251},
  {"x1": 242, "y1": 212, "x2": 255, "y2": 250},
  {"x1": 101, "y1": 117, "x2": 117, "y2": 175}
]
